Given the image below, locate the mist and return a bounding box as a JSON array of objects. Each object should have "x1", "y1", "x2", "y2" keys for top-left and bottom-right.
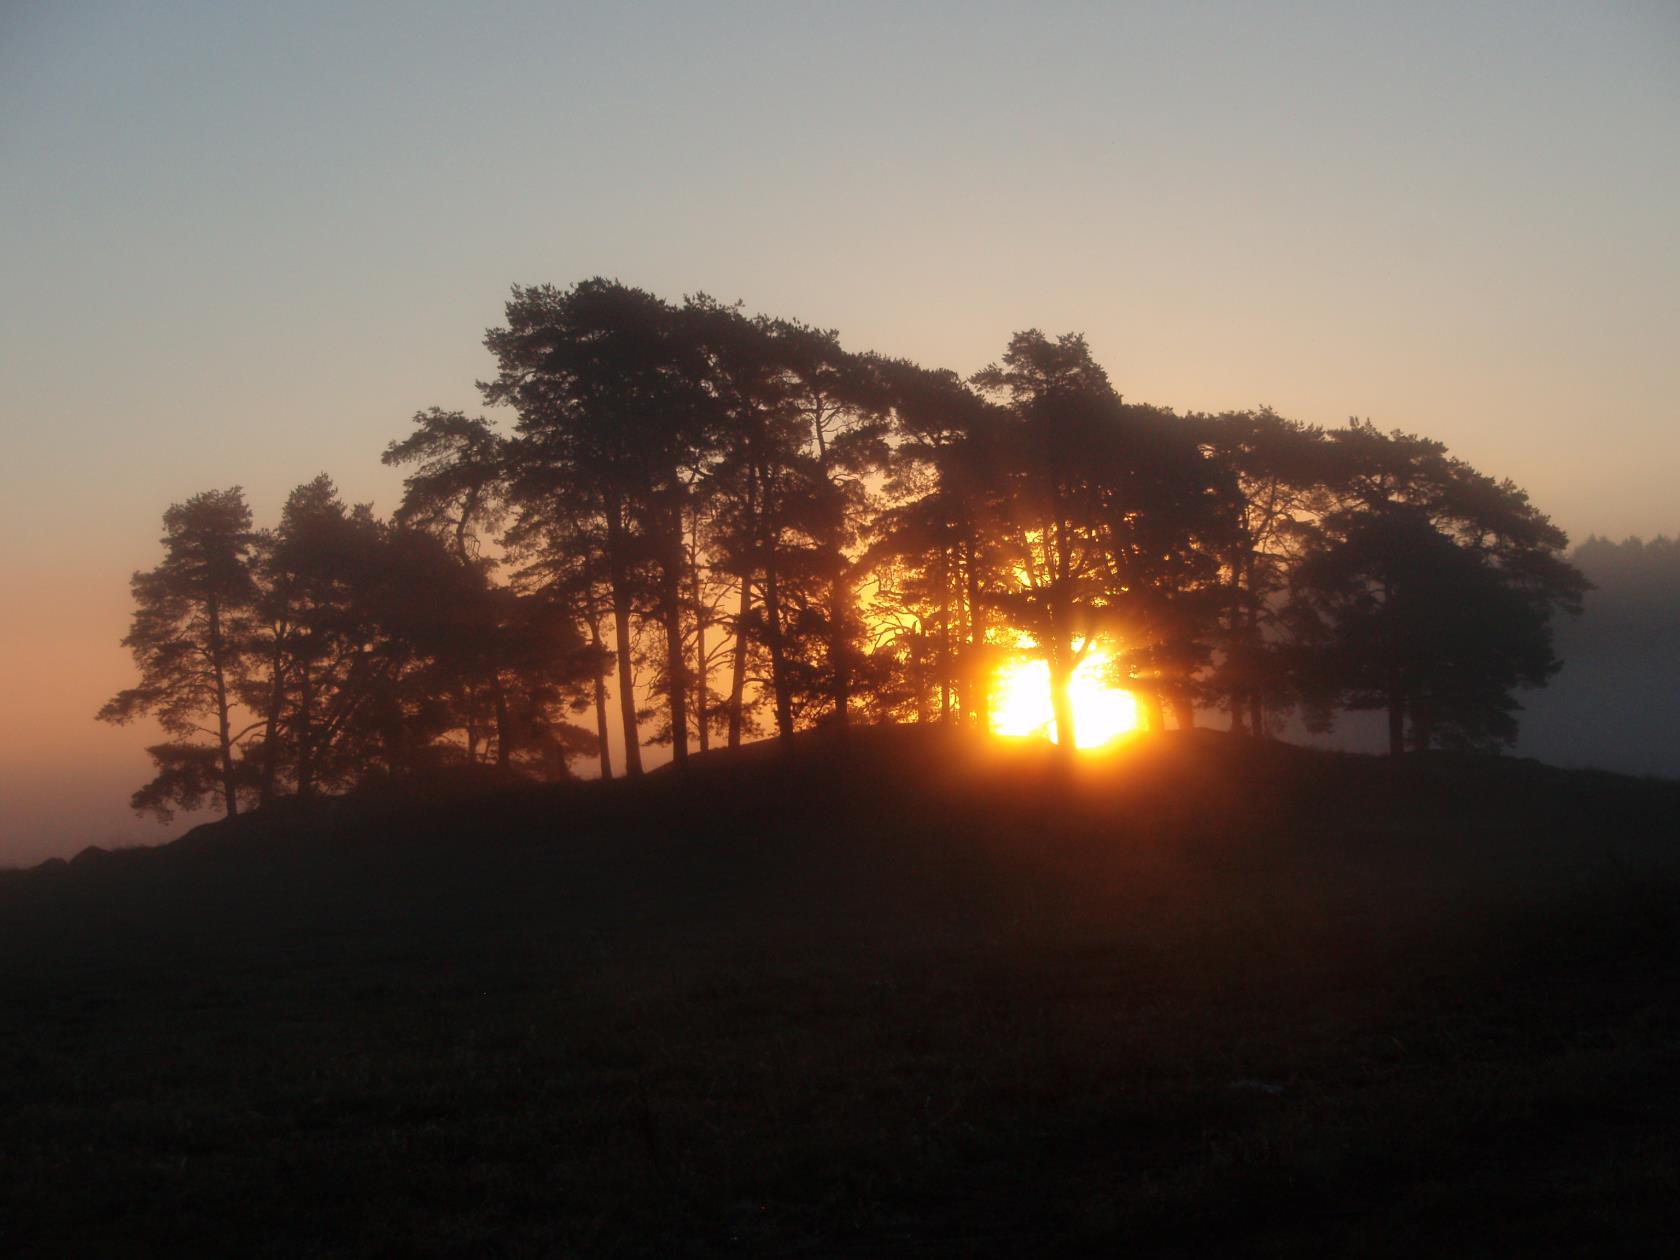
[{"x1": 1516, "y1": 535, "x2": 1680, "y2": 779}]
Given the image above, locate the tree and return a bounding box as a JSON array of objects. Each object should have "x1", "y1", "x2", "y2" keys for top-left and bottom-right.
[
  {"x1": 111, "y1": 283, "x2": 1601, "y2": 819},
  {"x1": 489, "y1": 280, "x2": 718, "y2": 774},
  {"x1": 872, "y1": 358, "x2": 1007, "y2": 729},
  {"x1": 382, "y1": 408, "x2": 509, "y2": 562},
  {"x1": 1194, "y1": 408, "x2": 1328, "y2": 735},
  {"x1": 504, "y1": 503, "x2": 620, "y2": 778},
  {"x1": 774, "y1": 324, "x2": 893, "y2": 729},
  {"x1": 682, "y1": 297, "x2": 817, "y2": 750},
  {"x1": 383, "y1": 407, "x2": 521, "y2": 765},
  {"x1": 100, "y1": 488, "x2": 258, "y2": 819},
  {"x1": 253, "y1": 476, "x2": 390, "y2": 796},
  {"x1": 973, "y1": 332, "x2": 1227, "y2": 745},
  {"x1": 1289, "y1": 423, "x2": 1588, "y2": 754},
  {"x1": 126, "y1": 742, "x2": 227, "y2": 823},
  {"x1": 1085, "y1": 401, "x2": 1235, "y2": 732},
  {"x1": 971, "y1": 332, "x2": 1121, "y2": 748},
  {"x1": 245, "y1": 475, "x2": 600, "y2": 794}
]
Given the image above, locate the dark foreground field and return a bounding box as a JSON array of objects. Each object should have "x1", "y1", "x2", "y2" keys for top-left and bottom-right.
[{"x1": 3, "y1": 730, "x2": 1679, "y2": 1257}]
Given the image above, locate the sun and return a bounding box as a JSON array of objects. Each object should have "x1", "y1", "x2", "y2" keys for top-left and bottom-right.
[{"x1": 990, "y1": 648, "x2": 1140, "y2": 748}]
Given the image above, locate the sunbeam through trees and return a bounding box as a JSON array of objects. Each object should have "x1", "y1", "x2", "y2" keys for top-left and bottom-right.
[{"x1": 101, "y1": 280, "x2": 1589, "y2": 818}]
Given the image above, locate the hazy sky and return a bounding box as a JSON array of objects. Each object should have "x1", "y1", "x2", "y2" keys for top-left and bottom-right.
[{"x1": 2, "y1": 1, "x2": 1677, "y2": 865}]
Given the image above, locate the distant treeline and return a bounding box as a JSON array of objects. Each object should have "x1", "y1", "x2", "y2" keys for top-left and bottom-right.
[
  {"x1": 102, "y1": 279, "x2": 1588, "y2": 819},
  {"x1": 1516, "y1": 535, "x2": 1680, "y2": 778}
]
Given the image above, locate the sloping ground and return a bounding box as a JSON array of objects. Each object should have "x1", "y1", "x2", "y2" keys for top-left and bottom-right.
[{"x1": 2, "y1": 729, "x2": 1677, "y2": 1257}]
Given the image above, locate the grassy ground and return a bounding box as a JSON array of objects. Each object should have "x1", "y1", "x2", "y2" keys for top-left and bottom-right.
[{"x1": 2, "y1": 729, "x2": 1678, "y2": 1256}]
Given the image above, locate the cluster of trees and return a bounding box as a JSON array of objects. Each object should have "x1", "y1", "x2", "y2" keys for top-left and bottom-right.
[
  {"x1": 97, "y1": 478, "x2": 595, "y2": 819},
  {"x1": 103, "y1": 278, "x2": 1588, "y2": 819}
]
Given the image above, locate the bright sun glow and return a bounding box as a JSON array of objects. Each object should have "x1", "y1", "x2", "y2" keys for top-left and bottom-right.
[{"x1": 990, "y1": 649, "x2": 1140, "y2": 748}]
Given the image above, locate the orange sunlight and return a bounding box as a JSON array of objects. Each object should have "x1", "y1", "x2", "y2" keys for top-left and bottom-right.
[{"x1": 990, "y1": 648, "x2": 1140, "y2": 748}]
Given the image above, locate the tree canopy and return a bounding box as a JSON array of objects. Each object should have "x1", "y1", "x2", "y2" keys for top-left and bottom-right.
[{"x1": 105, "y1": 279, "x2": 1589, "y2": 820}]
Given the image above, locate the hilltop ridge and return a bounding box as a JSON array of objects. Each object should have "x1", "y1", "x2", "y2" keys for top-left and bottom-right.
[
  {"x1": 14, "y1": 724, "x2": 1675, "y2": 880},
  {"x1": 4, "y1": 728, "x2": 1678, "y2": 1256}
]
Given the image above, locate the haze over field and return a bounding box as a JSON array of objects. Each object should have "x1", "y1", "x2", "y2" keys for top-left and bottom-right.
[{"x1": 3, "y1": 1, "x2": 1678, "y2": 865}]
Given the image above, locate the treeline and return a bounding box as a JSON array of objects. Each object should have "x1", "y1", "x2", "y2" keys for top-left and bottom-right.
[
  {"x1": 102, "y1": 278, "x2": 1588, "y2": 819},
  {"x1": 1514, "y1": 534, "x2": 1679, "y2": 779}
]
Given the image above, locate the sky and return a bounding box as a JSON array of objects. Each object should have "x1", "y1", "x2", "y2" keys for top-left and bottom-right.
[{"x1": 2, "y1": 0, "x2": 1677, "y2": 865}]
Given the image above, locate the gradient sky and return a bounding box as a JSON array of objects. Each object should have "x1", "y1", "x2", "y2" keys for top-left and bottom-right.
[{"x1": 2, "y1": 1, "x2": 1677, "y2": 865}]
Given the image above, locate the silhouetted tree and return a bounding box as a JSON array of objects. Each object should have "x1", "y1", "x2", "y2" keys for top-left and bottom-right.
[
  {"x1": 1289, "y1": 422, "x2": 1588, "y2": 754},
  {"x1": 113, "y1": 283, "x2": 1598, "y2": 816},
  {"x1": 100, "y1": 488, "x2": 259, "y2": 819},
  {"x1": 253, "y1": 476, "x2": 390, "y2": 795},
  {"x1": 1194, "y1": 408, "x2": 1328, "y2": 734},
  {"x1": 126, "y1": 742, "x2": 228, "y2": 822},
  {"x1": 682, "y1": 298, "x2": 816, "y2": 750},
  {"x1": 773, "y1": 325, "x2": 893, "y2": 728},
  {"x1": 489, "y1": 281, "x2": 718, "y2": 773},
  {"x1": 383, "y1": 407, "x2": 521, "y2": 765},
  {"x1": 1085, "y1": 401, "x2": 1235, "y2": 732},
  {"x1": 382, "y1": 408, "x2": 509, "y2": 561},
  {"x1": 873, "y1": 359, "x2": 1007, "y2": 730},
  {"x1": 243, "y1": 475, "x2": 599, "y2": 793},
  {"x1": 973, "y1": 333, "x2": 1228, "y2": 745},
  {"x1": 504, "y1": 505, "x2": 619, "y2": 778},
  {"x1": 971, "y1": 332, "x2": 1122, "y2": 746}
]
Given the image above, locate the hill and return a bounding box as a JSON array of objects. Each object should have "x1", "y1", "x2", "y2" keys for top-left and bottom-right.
[{"x1": 3, "y1": 729, "x2": 1678, "y2": 1256}]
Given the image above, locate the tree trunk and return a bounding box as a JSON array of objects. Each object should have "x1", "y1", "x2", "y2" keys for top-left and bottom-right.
[
  {"x1": 296, "y1": 667, "x2": 315, "y2": 798},
  {"x1": 1048, "y1": 635, "x2": 1077, "y2": 751},
  {"x1": 913, "y1": 642, "x2": 929, "y2": 725},
  {"x1": 1147, "y1": 689, "x2": 1167, "y2": 734},
  {"x1": 964, "y1": 536, "x2": 989, "y2": 734},
  {"x1": 762, "y1": 558, "x2": 796, "y2": 751},
  {"x1": 258, "y1": 630, "x2": 286, "y2": 805},
  {"x1": 207, "y1": 597, "x2": 239, "y2": 818},
  {"x1": 1172, "y1": 696, "x2": 1195, "y2": 731},
  {"x1": 727, "y1": 573, "x2": 751, "y2": 750},
  {"x1": 1410, "y1": 698, "x2": 1433, "y2": 754},
  {"x1": 612, "y1": 593, "x2": 641, "y2": 777},
  {"x1": 1246, "y1": 586, "x2": 1265, "y2": 738},
  {"x1": 1227, "y1": 572, "x2": 1248, "y2": 734},
  {"x1": 590, "y1": 610, "x2": 613, "y2": 781},
  {"x1": 605, "y1": 496, "x2": 643, "y2": 778},
  {"x1": 491, "y1": 667, "x2": 511, "y2": 769},
  {"x1": 659, "y1": 545, "x2": 689, "y2": 768},
  {"x1": 813, "y1": 407, "x2": 849, "y2": 732},
  {"x1": 1384, "y1": 582, "x2": 1403, "y2": 759},
  {"x1": 727, "y1": 461, "x2": 761, "y2": 751},
  {"x1": 828, "y1": 564, "x2": 851, "y2": 730},
  {"x1": 952, "y1": 546, "x2": 971, "y2": 726},
  {"x1": 692, "y1": 555, "x2": 709, "y2": 755},
  {"x1": 939, "y1": 552, "x2": 953, "y2": 725}
]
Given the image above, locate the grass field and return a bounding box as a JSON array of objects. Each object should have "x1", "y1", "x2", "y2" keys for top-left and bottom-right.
[{"x1": 3, "y1": 729, "x2": 1678, "y2": 1256}]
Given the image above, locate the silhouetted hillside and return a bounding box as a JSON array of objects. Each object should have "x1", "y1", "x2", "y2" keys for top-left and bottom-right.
[{"x1": 2, "y1": 729, "x2": 1677, "y2": 1257}]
